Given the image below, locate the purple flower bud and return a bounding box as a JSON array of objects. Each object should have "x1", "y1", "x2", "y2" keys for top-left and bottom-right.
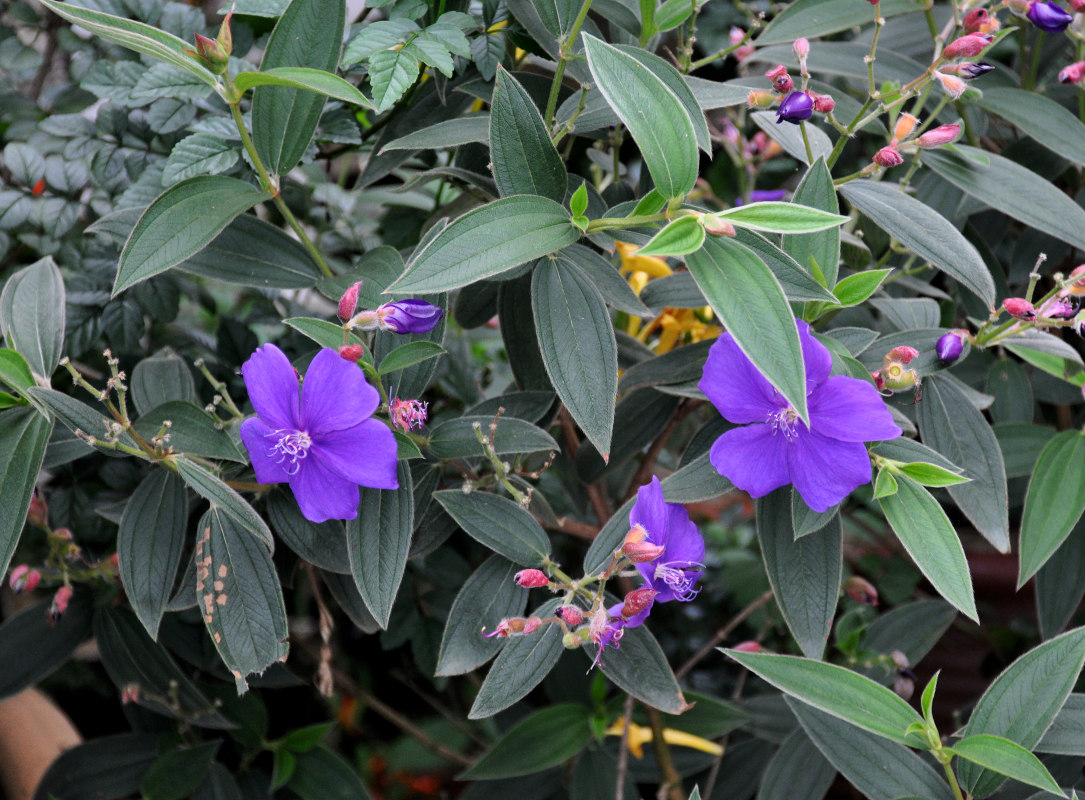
[
  {"x1": 377, "y1": 299, "x2": 443, "y2": 334},
  {"x1": 936, "y1": 331, "x2": 965, "y2": 362},
  {"x1": 1027, "y1": 0, "x2": 1073, "y2": 32},
  {"x1": 775, "y1": 91, "x2": 813, "y2": 125},
  {"x1": 957, "y1": 62, "x2": 996, "y2": 79}
]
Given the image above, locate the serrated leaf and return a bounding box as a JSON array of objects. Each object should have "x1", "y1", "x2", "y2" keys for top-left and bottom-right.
[
  {"x1": 532, "y1": 259, "x2": 617, "y2": 456},
  {"x1": 435, "y1": 490, "x2": 550, "y2": 566},
  {"x1": 342, "y1": 19, "x2": 419, "y2": 65},
  {"x1": 369, "y1": 48, "x2": 420, "y2": 112},
  {"x1": 1019, "y1": 430, "x2": 1085, "y2": 587},
  {"x1": 879, "y1": 474, "x2": 977, "y2": 622},
  {"x1": 686, "y1": 235, "x2": 808, "y2": 423},
  {"x1": 115, "y1": 176, "x2": 269, "y2": 295},
  {"x1": 161, "y1": 134, "x2": 239, "y2": 186}
]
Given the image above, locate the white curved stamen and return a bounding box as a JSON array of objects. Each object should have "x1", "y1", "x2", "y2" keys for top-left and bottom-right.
[
  {"x1": 766, "y1": 407, "x2": 800, "y2": 442},
  {"x1": 265, "y1": 429, "x2": 312, "y2": 475},
  {"x1": 653, "y1": 560, "x2": 705, "y2": 602}
]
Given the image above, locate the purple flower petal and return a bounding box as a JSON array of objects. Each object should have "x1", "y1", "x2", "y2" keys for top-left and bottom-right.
[
  {"x1": 299, "y1": 348, "x2": 381, "y2": 435},
  {"x1": 241, "y1": 344, "x2": 300, "y2": 430},
  {"x1": 796, "y1": 319, "x2": 832, "y2": 387},
  {"x1": 709, "y1": 424, "x2": 790, "y2": 499},
  {"x1": 698, "y1": 334, "x2": 781, "y2": 423},
  {"x1": 311, "y1": 418, "x2": 399, "y2": 490},
  {"x1": 289, "y1": 454, "x2": 362, "y2": 523},
  {"x1": 629, "y1": 476, "x2": 668, "y2": 542},
  {"x1": 788, "y1": 430, "x2": 872, "y2": 512},
  {"x1": 809, "y1": 375, "x2": 902, "y2": 443},
  {"x1": 239, "y1": 417, "x2": 293, "y2": 485}
]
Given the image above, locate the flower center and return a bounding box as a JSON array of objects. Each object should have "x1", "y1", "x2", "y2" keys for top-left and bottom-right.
[
  {"x1": 265, "y1": 429, "x2": 312, "y2": 475},
  {"x1": 653, "y1": 561, "x2": 705, "y2": 602},
  {"x1": 767, "y1": 407, "x2": 801, "y2": 442}
]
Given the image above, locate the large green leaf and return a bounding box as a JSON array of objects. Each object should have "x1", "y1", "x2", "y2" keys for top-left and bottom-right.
[
  {"x1": 38, "y1": 0, "x2": 217, "y2": 86},
  {"x1": 717, "y1": 202, "x2": 847, "y2": 234},
  {"x1": 925, "y1": 144, "x2": 1085, "y2": 253},
  {"x1": 195, "y1": 509, "x2": 289, "y2": 693},
  {"x1": 784, "y1": 158, "x2": 840, "y2": 285},
  {"x1": 949, "y1": 735, "x2": 1063, "y2": 796},
  {"x1": 426, "y1": 415, "x2": 558, "y2": 459},
  {"x1": 490, "y1": 68, "x2": 567, "y2": 202},
  {"x1": 0, "y1": 591, "x2": 91, "y2": 700},
  {"x1": 142, "y1": 742, "x2": 220, "y2": 800},
  {"x1": 758, "y1": 0, "x2": 921, "y2": 44},
  {"x1": 290, "y1": 746, "x2": 374, "y2": 800},
  {"x1": 839, "y1": 180, "x2": 995, "y2": 306},
  {"x1": 727, "y1": 649, "x2": 924, "y2": 744},
  {"x1": 251, "y1": 0, "x2": 345, "y2": 175},
  {"x1": 133, "y1": 402, "x2": 243, "y2": 463},
  {"x1": 234, "y1": 67, "x2": 371, "y2": 109},
  {"x1": 380, "y1": 114, "x2": 491, "y2": 151},
  {"x1": 0, "y1": 257, "x2": 65, "y2": 382},
  {"x1": 117, "y1": 469, "x2": 188, "y2": 640},
  {"x1": 435, "y1": 490, "x2": 551, "y2": 566},
  {"x1": 532, "y1": 259, "x2": 617, "y2": 456},
  {"x1": 1037, "y1": 520, "x2": 1085, "y2": 640},
  {"x1": 175, "y1": 456, "x2": 274, "y2": 551},
  {"x1": 346, "y1": 462, "x2": 413, "y2": 628},
  {"x1": 582, "y1": 34, "x2": 698, "y2": 199},
  {"x1": 115, "y1": 177, "x2": 269, "y2": 295},
  {"x1": 436, "y1": 555, "x2": 529, "y2": 676},
  {"x1": 586, "y1": 621, "x2": 686, "y2": 713},
  {"x1": 916, "y1": 375, "x2": 1009, "y2": 553},
  {"x1": 757, "y1": 489, "x2": 842, "y2": 660},
  {"x1": 612, "y1": 45, "x2": 711, "y2": 154},
  {"x1": 971, "y1": 88, "x2": 1085, "y2": 168},
  {"x1": 756, "y1": 728, "x2": 837, "y2": 800},
  {"x1": 460, "y1": 705, "x2": 592, "y2": 779},
  {"x1": 686, "y1": 236, "x2": 808, "y2": 423},
  {"x1": 732, "y1": 229, "x2": 838, "y2": 304},
  {"x1": 958, "y1": 626, "x2": 1085, "y2": 797},
  {"x1": 1038, "y1": 693, "x2": 1085, "y2": 755},
  {"x1": 390, "y1": 196, "x2": 578, "y2": 294},
  {"x1": 1019, "y1": 430, "x2": 1085, "y2": 586},
  {"x1": 0, "y1": 407, "x2": 52, "y2": 583},
  {"x1": 34, "y1": 734, "x2": 160, "y2": 800},
  {"x1": 879, "y1": 475, "x2": 977, "y2": 622}
]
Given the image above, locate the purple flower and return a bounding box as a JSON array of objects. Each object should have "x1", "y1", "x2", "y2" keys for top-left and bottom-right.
[
  {"x1": 239, "y1": 344, "x2": 398, "y2": 523},
  {"x1": 698, "y1": 320, "x2": 902, "y2": 512},
  {"x1": 735, "y1": 189, "x2": 788, "y2": 206},
  {"x1": 630, "y1": 476, "x2": 704, "y2": 605},
  {"x1": 776, "y1": 91, "x2": 813, "y2": 125},
  {"x1": 936, "y1": 331, "x2": 965, "y2": 363},
  {"x1": 1027, "y1": 1, "x2": 1073, "y2": 32},
  {"x1": 378, "y1": 299, "x2": 443, "y2": 334}
]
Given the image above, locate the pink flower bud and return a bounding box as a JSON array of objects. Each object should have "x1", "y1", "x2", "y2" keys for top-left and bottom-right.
[
  {"x1": 338, "y1": 344, "x2": 365, "y2": 363},
  {"x1": 792, "y1": 38, "x2": 810, "y2": 59},
  {"x1": 893, "y1": 113, "x2": 918, "y2": 143},
  {"x1": 735, "y1": 45, "x2": 754, "y2": 62},
  {"x1": 915, "y1": 124, "x2": 962, "y2": 148},
  {"x1": 844, "y1": 575, "x2": 879, "y2": 605},
  {"x1": 121, "y1": 685, "x2": 140, "y2": 705},
  {"x1": 338, "y1": 281, "x2": 362, "y2": 322},
  {"x1": 1063, "y1": 264, "x2": 1085, "y2": 296},
  {"x1": 514, "y1": 569, "x2": 549, "y2": 588},
  {"x1": 27, "y1": 492, "x2": 47, "y2": 528},
  {"x1": 50, "y1": 527, "x2": 73, "y2": 542},
  {"x1": 943, "y1": 33, "x2": 992, "y2": 59},
  {"x1": 963, "y1": 8, "x2": 990, "y2": 31},
  {"x1": 934, "y1": 71, "x2": 967, "y2": 99},
  {"x1": 1072, "y1": 0, "x2": 1085, "y2": 11},
  {"x1": 873, "y1": 146, "x2": 904, "y2": 168},
  {"x1": 1059, "y1": 61, "x2": 1085, "y2": 84},
  {"x1": 621, "y1": 587, "x2": 659, "y2": 618},
  {"x1": 765, "y1": 64, "x2": 793, "y2": 94},
  {"x1": 216, "y1": 9, "x2": 233, "y2": 57},
  {"x1": 732, "y1": 640, "x2": 762, "y2": 653},
  {"x1": 48, "y1": 585, "x2": 72, "y2": 624},
  {"x1": 810, "y1": 92, "x2": 835, "y2": 113},
  {"x1": 622, "y1": 541, "x2": 667, "y2": 563},
  {"x1": 884, "y1": 345, "x2": 919, "y2": 366},
  {"x1": 729, "y1": 26, "x2": 746, "y2": 45},
  {"x1": 9, "y1": 564, "x2": 41, "y2": 594},
  {"x1": 703, "y1": 216, "x2": 736, "y2": 237},
  {"x1": 557, "y1": 606, "x2": 584, "y2": 626},
  {"x1": 1004, "y1": 297, "x2": 1036, "y2": 320},
  {"x1": 871, "y1": 370, "x2": 886, "y2": 391},
  {"x1": 521, "y1": 616, "x2": 542, "y2": 635}
]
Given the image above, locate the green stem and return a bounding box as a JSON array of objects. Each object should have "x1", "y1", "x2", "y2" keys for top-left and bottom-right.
[
  {"x1": 827, "y1": 98, "x2": 874, "y2": 168},
  {"x1": 1026, "y1": 31, "x2": 1045, "y2": 91},
  {"x1": 799, "y1": 121, "x2": 814, "y2": 164},
  {"x1": 942, "y1": 759, "x2": 966, "y2": 800},
  {"x1": 545, "y1": 0, "x2": 594, "y2": 129},
  {"x1": 585, "y1": 213, "x2": 667, "y2": 233},
  {"x1": 868, "y1": 1, "x2": 884, "y2": 99}
]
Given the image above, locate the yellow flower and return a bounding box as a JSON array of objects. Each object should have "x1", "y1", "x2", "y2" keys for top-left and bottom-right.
[
  {"x1": 615, "y1": 241, "x2": 672, "y2": 280},
  {"x1": 604, "y1": 719, "x2": 724, "y2": 759}
]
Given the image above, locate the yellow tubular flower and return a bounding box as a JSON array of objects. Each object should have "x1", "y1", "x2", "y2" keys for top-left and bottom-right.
[
  {"x1": 604, "y1": 720, "x2": 724, "y2": 759},
  {"x1": 615, "y1": 241, "x2": 672, "y2": 280}
]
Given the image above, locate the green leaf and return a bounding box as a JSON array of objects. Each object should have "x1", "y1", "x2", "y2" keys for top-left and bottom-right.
[
  {"x1": 863, "y1": 599, "x2": 958, "y2": 668},
  {"x1": 0, "y1": 590, "x2": 92, "y2": 699},
  {"x1": 970, "y1": 88, "x2": 1085, "y2": 169},
  {"x1": 582, "y1": 34, "x2": 698, "y2": 199},
  {"x1": 733, "y1": 229, "x2": 838, "y2": 304},
  {"x1": 142, "y1": 743, "x2": 220, "y2": 800},
  {"x1": 589, "y1": 621, "x2": 687, "y2": 713},
  {"x1": 289, "y1": 746, "x2": 374, "y2": 800},
  {"x1": 346, "y1": 462, "x2": 413, "y2": 628},
  {"x1": 636, "y1": 216, "x2": 706, "y2": 257},
  {"x1": 130, "y1": 349, "x2": 196, "y2": 415},
  {"x1": 26, "y1": 386, "x2": 139, "y2": 452},
  {"x1": 176, "y1": 456, "x2": 274, "y2": 551},
  {"x1": 784, "y1": 157, "x2": 841, "y2": 285},
  {"x1": 0, "y1": 407, "x2": 52, "y2": 581},
  {"x1": 686, "y1": 235, "x2": 808, "y2": 423},
  {"x1": 788, "y1": 701, "x2": 956, "y2": 800},
  {"x1": 570, "y1": 182, "x2": 588, "y2": 217},
  {"x1": 832, "y1": 269, "x2": 892, "y2": 307},
  {"x1": 117, "y1": 469, "x2": 188, "y2": 640},
  {"x1": 1019, "y1": 430, "x2": 1085, "y2": 586},
  {"x1": 460, "y1": 705, "x2": 592, "y2": 779},
  {"x1": 879, "y1": 474, "x2": 977, "y2": 622},
  {"x1": 380, "y1": 114, "x2": 490, "y2": 151},
  {"x1": 0, "y1": 349, "x2": 34, "y2": 396},
  {"x1": 377, "y1": 341, "x2": 445, "y2": 376},
  {"x1": 757, "y1": 728, "x2": 837, "y2": 800},
  {"x1": 390, "y1": 195, "x2": 578, "y2": 294},
  {"x1": 436, "y1": 555, "x2": 529, "y2": 676},
  {"x1": 717, "y1": 202, "x2": 847, "y2": 234},
  {"x1": 35, "y1": 734, "x2": 159, "y2": 800},
  {"x1": 758, "y1": 0, "x2": 920, "y2": 44},
  {"x1": 37, "y1": 0, "x2": 217, "y2": 86},
  {"x1": 839, "y1": 180, "x2": 995, "y2": 307},
  {"x1": 1037, "y1": 521, "x2": 1085, "y2": 640},
  {"x1": 469, "y1": 598, "x2": 564, "y2": 718},
  {"x1": 235, "y1": 67, "x2": 371, "y2": 108},
  {"x1": 195, "y1": 508, "x2": 289, "y2": 693},
  {"x1": 872, "y1": 468, "x2": 898, "y2": 499},
  {"x1": 368, "y1": 48, "x2": 419, "y2": 112},
  {"x1": 895, "y1": 461, "x2": 969, "y2": 487},
  {"x1": 957, "y1": 626, "x2": 1085, "y2": 797},
  {"x1": 559, "y1": 245, "x2": 650, "y2": 317},
  {"x1": 434, "y1": 490, "x2": 551, "y2": 566},
  {"x1": 751, "y1": 111, "x2": 832, "y2": 165},
  {"x1": 0, "y1": 257, "x2": 66, "y2": 381},
  {"x1": 251, "y1": 0, "x2": 345, "y2": 175},
  {"x1": 490, "y1": 67, "x2": 567, "y2": 202},
  {"x1": 1039, "y1": 693, "x2": 1085, "y2": 755},
  {"x1": 115, "y1": 176, "x2": 269, "y2": 295},
  {"x1": 757, "y1": 489, "x2": 842, "y2": 660},
  {"x1": 161, "y1": 134, "x2": 238, "y2": 186},
  {"x1": 426, "y1": 415, "x2": 558, "y2": 459},
  {"x1": 659, "y1": 452, "x2": 733, "y2": 503},
  {"x1": 925, "y1": 144, "x2": 1085, "y2": 254},
  {"x1": 266, "y1": 490, "x2": 350, "y2": 573},
  {"x1": 916, "y1": 375, "x2": 1010, "y2": 553},
  {"x1": 532, "y1": 259, "x2": 617, "y2": 456},
  {"x1": 950, "y1": 735, "x2": 1064, "y2": 796},
  {"x1": 726, "y1": 649, "x2": 924, "y2": 744},
  {"x1": 133, "y1": 402, "x2": 244, "y2": 462}
]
